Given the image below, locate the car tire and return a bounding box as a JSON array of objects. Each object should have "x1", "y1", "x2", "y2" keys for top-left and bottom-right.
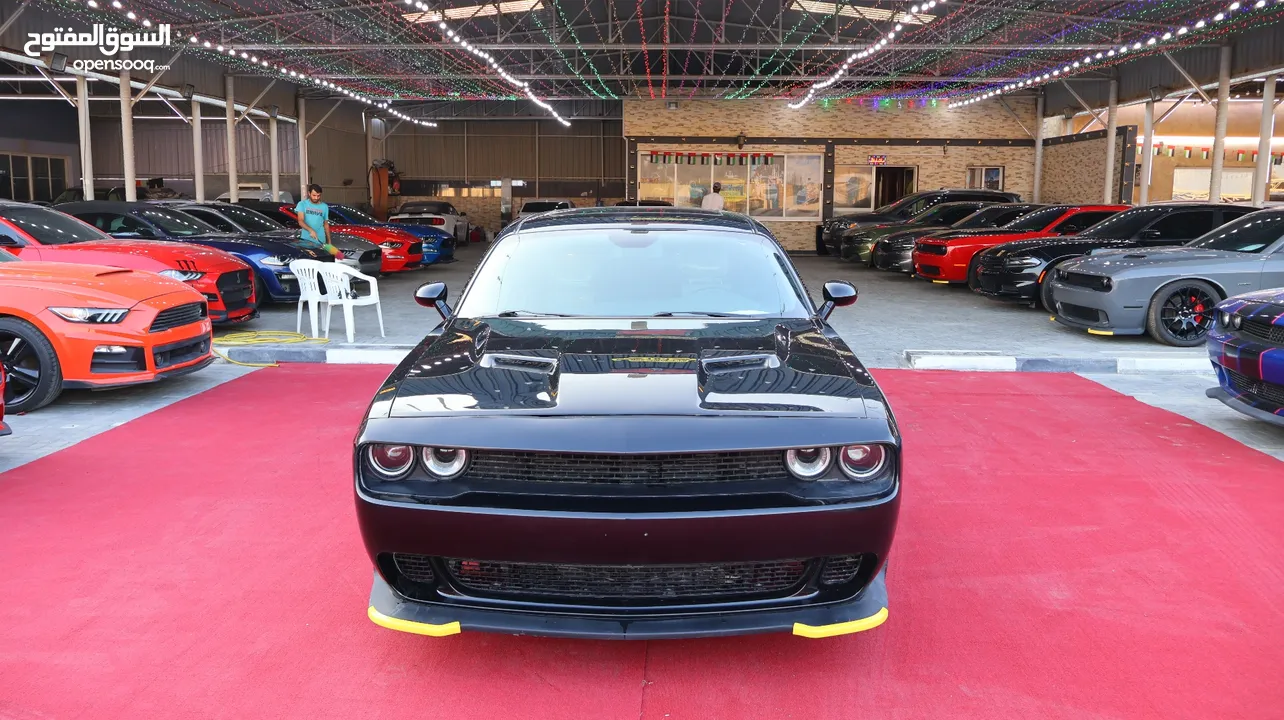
[
  {"x1": 255, "y1": 275, "x2": 269, "y2": 306},
  {"x1": 965, "y1": 257, "x2": 982, "y2": 291},
  {"x1": 1038, "y1": 261, "x2": 1063, "y2": 313},
  {"x1": 0, "y1": 316, "x2": 63, "y2": 413},
  {"x1": 1145, "y1": 279, "x2": 1221, "y2": 347}
]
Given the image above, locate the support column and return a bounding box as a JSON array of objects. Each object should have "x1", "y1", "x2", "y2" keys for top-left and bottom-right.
[
  {"x1": 75, "y1": 75, "x2": 94, "y2": 197},
  {"x1": 1102, "y1": 79, "x2": 1119, "y2": 204},
  {"x1": 1252, "y1": 74, "x2": 1278, "y2": 207},
  {"x1": 120, "y1": 69, "x2": 136, "y2": 201},
  {"x1": 269, "y1": 115, "x2": 280, "y2": 203},
  {"x1": 1210, "y1": 45, "x2": 1232, "y2": 201},
  {"x1": 1139, "y1": 99, "x2": 1155, "y2": 205},
  {"x1": 297, "y1": 94, "x2": 308, "y2": 193},
  {"x1": 192, "y1": 101, "x2": 205, "y2": 201},
  {"x1": 365, "y1": 113, "x2": 375, "y2": 204},
  {"x1": 1032, "y1": 93, "x2": 1045, "y2": 202},
  {"x1": 225, "y1": 75, "x2": 238, "y2": 203}
]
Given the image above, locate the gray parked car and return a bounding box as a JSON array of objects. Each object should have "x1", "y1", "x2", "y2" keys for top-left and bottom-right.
[
  {"x1": 1049, "y1": 209, "x2": 1284, "y2": 346},
  {"x1": 168, "y1": 201, "x2": 383, "y2": 275}
]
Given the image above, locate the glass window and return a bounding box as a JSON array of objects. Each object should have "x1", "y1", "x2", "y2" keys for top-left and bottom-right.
[
  {"x1": 135, "y1": 208, "x2": 219, "y2": 236},
  {"x1": 675, "y1": 161, "x2": 711, "y2": 209},
  {"x1": 748, "y1": 160, "x2": 784, "y2": 218},
  {"x1": 0, "y1": 205, "x2": 112, "y2": 244},
  {"x1": 834, "y1": 165, "x2": 875, "y2": 215},
  {"x1": 330, "y1": 204, "x2": 381, "y2": 225},
  {"x1": 80, "y1": 212, "x2": 157, "y2": 237},
  {"x1": 1144, "y1": 211, "x2": 1215, "y2": 240},
  {"x1": 31, "y1": 157, "x2": 51, "y2": 202},
  {"x1": 967, "y1": 167, "x2": 1004, "y2": 190},
  {"x1": 1188, "y1": 212, "x2": 1284, "y2": 252},
  {"x1": 215, "y1": 204, "x2": 284, "y2": 231},
  {"x1": 0, "y1": 155, "x2": 11, "y2": 201},
  {"x1": 1005, "y1": 206, "x2": 1072, "y2": 231},
  {"x1": 49, "y1": 158, "x2": 65, "y2": 198},
  {"x1": 458, "y1": 230, "x2": 811, "y2": 319},
  {"x1": 713, "y1": 163, "x2": 749, "y2": 214},
  {"x1": 1075, "y1": 207, "x2": 1166, "y2": 239},
  {"x1": 784, "y1": 155, "x2": 822, "y2": 219},
  {"x1": 10, "y1": 156, "x2": 29, "y2": 202},
  {"x1": 182, "y1": 208, "x2": 240, "y2": 233},
  {"x1": 639, "y1": 159, "x2": 676, "y2": 205}
]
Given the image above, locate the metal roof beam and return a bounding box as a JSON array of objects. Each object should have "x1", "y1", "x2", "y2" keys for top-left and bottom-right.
[
  {"x1": 230, "y1": 42, "x2": 1125, "y2": 51},
  {"x1": 301, "y1": 73, "x2": 1030, "y2": 82}
]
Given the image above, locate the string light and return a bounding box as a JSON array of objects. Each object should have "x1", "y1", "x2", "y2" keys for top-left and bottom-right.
[
  {"x1": 428, "y1": 20, "x2": 572, "y2": 124},
  {"x1": 946, "y1": 0, "x2": 1267, "y2": 107}
]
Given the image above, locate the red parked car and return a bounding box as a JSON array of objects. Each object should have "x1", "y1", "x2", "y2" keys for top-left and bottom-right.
[
  {"x1": 912, "y1": 204, "x2": 1128, "y2": 286},
  {"x1": 235, "y1": 201, "x2": 424, "y2": 273},
  {"x1": 0, "y1": 202, "x2": 256, "y2": 323}
]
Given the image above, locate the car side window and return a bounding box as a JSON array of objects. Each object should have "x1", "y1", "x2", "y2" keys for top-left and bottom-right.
[
  {"x1": 75, "y1": 212, "x2": 150, "y2": 237},
  {"x1": 1142, "y1": 211, "x2": 1216, "y2": 241},
  {"x1": 1218, "y1": 208, "x2": 1256, "y2": 224},
  {"x1": 1055, "y1": 211, "x2": 1115, "y2": 234}
]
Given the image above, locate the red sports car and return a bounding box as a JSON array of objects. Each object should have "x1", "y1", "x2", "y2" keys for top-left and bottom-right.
[
  {"x1": 239, "y1": 201, "x2": 424, "y2": 273},
  {"x1": 0, "y1": 202, "x2": 257, "y2": 323},
  {"x1": 912, "y1": 204, "x2": 1128, "y2": 285}
]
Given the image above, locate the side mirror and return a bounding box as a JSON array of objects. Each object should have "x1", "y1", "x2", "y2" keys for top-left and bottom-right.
[
  {"x1": 415, "y1": 282, "x2": 452, "y2": 319},
  {"x1": 0, "y1": 233, "x2": 22, "y2": 247},
  {"x1": 819, "y1": 281, "x2": 858, "y2": 320}
]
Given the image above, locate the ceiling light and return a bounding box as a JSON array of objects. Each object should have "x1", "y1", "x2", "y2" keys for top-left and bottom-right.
[
  {"x1": 789, "y1": 0, "x2": 935, "y2": 24},
  {"x1": 403, "y1": 0, "x2": 545, "y2": 24}
]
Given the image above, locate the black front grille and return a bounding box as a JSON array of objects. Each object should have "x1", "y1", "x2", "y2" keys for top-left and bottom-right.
[
  {"x1": 1059, "y1": 270, "x2": 1111, "y2": 291},
  {"x1": 1059, "y1": 302, "x2": 1103, "y2": 323},
  {"x1": 393, "y1": 554, "x2": 436, "y2": 583},
  {"x1": 917, "y1": 243, "x2": 948, "y2": 256},
  {"x1": 359, "y1": 249, "x2": 379, "y2": 264},
  {"x1": 152, "y1": 335, "x2": 210, "y2": 369},
  {"x1": 215, "y1": 270, "x2": 253, "y2": 311},
  {"x1": 149, "y1": 302, "x2": 207, "y2": 333},
  {"x1": 408, "y1": 242, "x2": 423, "y2": 255},
  {"x1": 886, "y1": 236, "x2": 917, "y2": 249},
  {"x1": 1226, "y1": 368, "x2": 1284, "y2": 408},
  {"x1": 466, "y1": 450, "x2": 790, "y2": 484},
  {"x1": 1240, "y1": 317, "x2": 1284, "y2": 345},
  {"x1": 443, "y1": 557, "x2": 808, "y2": 601},
  {"x1": 90, "y1": 346, "x2": 146, "y2": 374},
  {"x1": 979, "y1": 252, "x2": 1006, "y2": 269},
  {"x1": 820, "y1": 555, "x2": 863, "y2": 585}
]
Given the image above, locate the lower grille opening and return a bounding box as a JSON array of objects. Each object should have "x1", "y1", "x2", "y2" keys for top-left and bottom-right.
[
  {"x1": 1058, "y1": 302, "x2": 1104, "y2": 323},
  {"x1": 153, "y1": 335, "x2": 210, "y2": 369},
  {"x1": 820, "y1": 555, "x2": 863, "y2": 585},
  {"x1": 90, "y1": 346, "x2": 146, "y2": 374},
  {"x1": 1226, "y1": 368, "x2": 1284, "y2": 408},
  {"x1": 918, "y1": 264, "x2": 941, "y2": 276},
  {"x1": 393, "y1": 553, "x2": 436, "y2": 583}
]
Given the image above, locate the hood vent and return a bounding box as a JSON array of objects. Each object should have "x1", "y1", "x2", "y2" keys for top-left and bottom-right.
[
  {"x1": 479, "y1": 353, "x2": 559, "y2": 374},
  {"x1": 700, "y1": 353, "x2": 781, "y2": 374},
  {"x1": 1122, "y1": 253, "x2": 1146, "y2": 259}
]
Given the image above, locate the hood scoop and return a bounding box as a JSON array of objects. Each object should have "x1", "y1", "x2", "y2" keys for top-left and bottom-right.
[
  {"x1": 700, "y1": 353, "x2": 782, "y2": 375},
  {"x1": 1121, "y1": 253, "x2": 1147, "y2": 259},
  {"x1": 479, "y1": 353, "x2": 559, "y2": 374}
]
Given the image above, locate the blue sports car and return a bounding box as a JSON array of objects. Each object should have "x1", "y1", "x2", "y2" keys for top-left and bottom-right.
[
  {"x1": 326, "y1": 203, "x2": 455, "y2": 264},
  {"x1": 57, "y1": 201, "x2": 334, "y2": 302},
  {"x1": 1206, "y1": 287, "x2": 1284, "y2": 426}
]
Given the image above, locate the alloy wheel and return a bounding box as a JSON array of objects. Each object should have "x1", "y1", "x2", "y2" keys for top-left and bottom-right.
[
  {"x1": 1159, "y1": 286, "x2": 1214, "y2": 341},
  {"x1": 0, "y1": 332, "x2": 42, "y2": 407}
]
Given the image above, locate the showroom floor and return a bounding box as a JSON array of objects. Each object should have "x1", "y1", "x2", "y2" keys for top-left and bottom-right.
[
  {"x1": 244, "y1": 243, "x2": 1205, "y2": 368},
  {"x1": 1, "y1": 365, "x2": 1281, "y2": 719}
]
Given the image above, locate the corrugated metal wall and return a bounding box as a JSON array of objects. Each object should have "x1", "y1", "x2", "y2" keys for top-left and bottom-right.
[
  {"x1": 385, "y1": 119, "x2": 624, "y2": 181},
  {"x1": 90, "y1": 118, "x2": 298, "y2": 176}
]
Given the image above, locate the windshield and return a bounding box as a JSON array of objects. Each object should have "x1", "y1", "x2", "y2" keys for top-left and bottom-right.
[
  {"x1": 0, "y1": 205, "x2": 112, "y2": 244},
  {"x1": 136, "y1": 208, "x2": 220, "y2": 236},
  {"x1": 872, "y1": 194, "x2": 931, "y2": 218},
  {"x1": 457, "y1": 230, "x2": 811, "y2": 319},
  {"x1": 954, "y1": 205, "x2": 1024, "y2": 229},
  {"x1": 522, "y1": 201, "x2": 568, "y2": 212},
  {"x1": 1078, "y1": 206, "x2": 1168, "y2": 239},
  {"x1": 1005, "y1": 206, "x2": 1070, "y2": 232},
  {"x1": 332, "y1": 204, "x2": 379, "y2": 225},
  {"x1": 1186, "y1": 211, "x2": 1284, "y2": 252},
  {"x1": 213, "y1": 204, "x2": 283, "y2": 231},
  {"x1": 0, "y1": 248, "x2": 18, "y2": 261}
]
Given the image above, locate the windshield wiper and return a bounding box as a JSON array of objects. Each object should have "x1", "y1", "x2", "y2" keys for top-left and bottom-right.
[
  {"x1": 495, "y1": 310, "x2": 577, "y2": 317},
  {"x1": 652, "y1": 311, "x2": 741, "y2": 317}
]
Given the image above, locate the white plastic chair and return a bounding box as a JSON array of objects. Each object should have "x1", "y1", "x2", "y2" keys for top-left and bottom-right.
[
  {"x1": 316, "y1": 262, "x2": 384, "y2": 343},
  {"x1": 288, "y1": 259, "x2": 330, "y2": 338}
]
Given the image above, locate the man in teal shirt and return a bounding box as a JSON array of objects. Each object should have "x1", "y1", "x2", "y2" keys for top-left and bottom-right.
[{"x1": 295, "y1": 184, "x2": 332, "y2": 250}]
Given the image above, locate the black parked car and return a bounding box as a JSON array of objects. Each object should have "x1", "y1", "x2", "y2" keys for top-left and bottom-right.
[
  {"x1": 974, "y1": 203, "x2": 1257, "y2": 311},
  {"x1": 871, "y1": 203, "x2": 1043, "y2": 273},
  {"x1": 355, "y1": 207, "x2": 900, "y2": 640},
  {"x1": 839, "y1": 200, "x2": 1001, "y2": 264},
  {"x1": 819, "y1": 188, "x2": 1021, "y2": 254}
]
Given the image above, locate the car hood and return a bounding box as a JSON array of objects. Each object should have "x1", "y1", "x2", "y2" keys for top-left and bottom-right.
[
  {"x1": 1220, "y1": 287, "x2": 1284, "y2": 307},
  {"x1": 374, "y1": 222, "x2": 450, "y2": 241},
  {"x1": 831, "y1": 213, "x2": 898, "y2": 227},
  {"x1": 262, "y1": 229, "x2": 374, "y2": 252},
  {"x1": 846, "y1": 223, "x2": 928, "y2": 241},
  {"x1": 56, "y1": 239, "x2": 243, "y2": 271},
  {"x1": 927, "y1": 228, "x2": 1036, "y2": 242},
  {"x1": 185, "y1": 234, "x2": 321, "y2": 259},
  {"x1": 984, "y1": 236, "x2": 1138, "y2": 257},
  {"x1": 377, "y1": 317, "x2": 887, "y2": 419},
  {"x1": 0, "y1": 262, "x2": 192, "y2": 304},
  {"x1": 1072, "y1": 246, "x2": 1247, "y2": 272}
]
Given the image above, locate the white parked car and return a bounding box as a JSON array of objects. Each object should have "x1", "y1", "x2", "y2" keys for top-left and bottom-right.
[
  {"x1": 216, "y1": 184, "x2": 294, "y2": 203},
  {"x1": 388, "y1": 200, "x2": 472, "y2": 242},
  {"x1": 516, "y1": 199, "x2": 575, "y2": 220}
]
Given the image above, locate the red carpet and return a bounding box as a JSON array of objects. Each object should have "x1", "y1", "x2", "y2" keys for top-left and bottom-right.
[{"x1": 1, "y1": 366, "x2": 1282, "y2": 719}]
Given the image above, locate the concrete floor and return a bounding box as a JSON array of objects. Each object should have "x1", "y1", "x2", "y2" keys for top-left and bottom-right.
[{"x1": 241, "y1": 243, "x2": 1204, "y2": 368}]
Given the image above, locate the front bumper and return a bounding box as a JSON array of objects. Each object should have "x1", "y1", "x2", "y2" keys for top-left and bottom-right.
[
  {"x1": 356, "y1": 484, "x2": 898, "y2": 640},
  {"x1": 840, "y1": 237, "x2": 875, "y2": 264},
  {"x1": 0, "y1": 420, "x2": 10, "y2": 437},
  {"x1": 871, "y1": 245, "x2": 913, "y2": 272},
  {"x1": 1206, "y1": 332, "x2": 1284, "y2": 425},
  {"x1": 974, "y1": 264, "x2": 1041, "y2": 300},
  {"x1": 1049, "y1": 281, "x2": 1146, "y2": 335}
]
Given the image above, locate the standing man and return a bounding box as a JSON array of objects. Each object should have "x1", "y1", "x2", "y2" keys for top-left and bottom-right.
[
  {"x1": 701, "y1": 181, "x2": 725, "y2": 211},
  {"x1": 295, "y1": 183, "x2": 340, "y2": 257}
]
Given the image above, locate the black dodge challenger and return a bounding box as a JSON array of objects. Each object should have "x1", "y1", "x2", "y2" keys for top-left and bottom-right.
[{"x1": 355, "y1": 207, "x2": 901, "y2": 639}]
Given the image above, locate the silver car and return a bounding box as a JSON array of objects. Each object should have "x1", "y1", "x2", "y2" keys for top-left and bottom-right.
[{"x1": 1049, "y1": 209, "x2": 1284, "y2": 346}]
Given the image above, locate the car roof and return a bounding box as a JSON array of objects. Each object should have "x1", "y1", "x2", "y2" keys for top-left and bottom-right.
[
  {"x1": 53, "y1": 201, "x2": 156, "y2": 212},
  {"x1": 510, "y1": 206, "x2": 766, "y2": 234}
]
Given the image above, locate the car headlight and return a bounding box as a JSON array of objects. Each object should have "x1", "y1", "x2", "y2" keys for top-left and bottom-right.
[
  {"x1": 784, "y1": 448, "x2": 833, "y2": 479},
  {"x1": 366, "y1": 444, "x2": 416, "y2": 480},
  {"x1": 48, "y1": 307, "x2": 130, "y2": 323},
  {"x1": 260, "y1": 255, "x2": 287, "y2": 266},
  {"x1": 158, "y1": 269, "x2": 205, "y2": 281},
  {"x1": 1232, "y1": 314, "x2": 1242, "y2": 330},
  {"x1": 420, "y1": 447, "x2": 469, "y2": 479},
  {"x1": 379, "y1": 241, "x2": 403, "y2": 250},
  {"x1": 838, "y1": 444, "x2": 888, "y2": 480},
  {"x1": 1219, "y1": 311, "x2": 1231, "y2": 328},
  {"x1": 1004, "y1": 256, "x2": 1042, "y2": 268}
]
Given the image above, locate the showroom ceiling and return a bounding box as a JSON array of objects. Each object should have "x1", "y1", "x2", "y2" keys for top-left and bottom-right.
[{"x1": 26, "y1": 0, "x2": 1284, "y2": 111}]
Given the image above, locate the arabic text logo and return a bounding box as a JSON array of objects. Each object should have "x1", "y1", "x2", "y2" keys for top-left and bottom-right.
[{"x1": 24, "y1": 24, "x2": 172, "y2": 58}]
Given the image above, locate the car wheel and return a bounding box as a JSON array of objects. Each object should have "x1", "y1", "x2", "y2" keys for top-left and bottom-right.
[
  {"x1": 1038, "y1": 262, "x2": 1062, "y2": 313},
  {"x1": 1145, "y1": 279, "x2": 1220, "y2": 347},
  {"x1": 0, "y1": 317, "x2": 63, "y2": 413},
  {"x1": 965, "y1": 257, "x2": 982, "y2": 291},
  {"x1": 255, "y1": 275, "x2": 269, "y2": 306}
]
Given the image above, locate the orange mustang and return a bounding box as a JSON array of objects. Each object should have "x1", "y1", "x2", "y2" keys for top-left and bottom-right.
[{"x1": 0, "y1": 249, "x2": 214, "y2": 413}]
